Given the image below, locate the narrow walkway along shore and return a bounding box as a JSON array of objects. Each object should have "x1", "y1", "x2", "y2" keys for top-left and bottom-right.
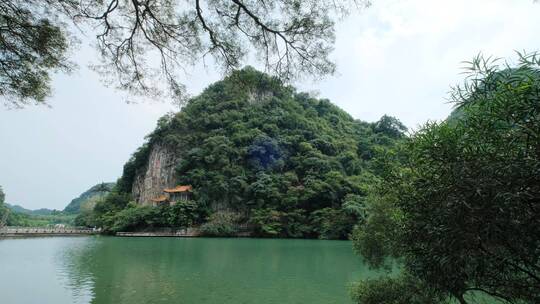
[
  {"x1": 116, "y1": 227, "x2": 252, "y2": 237},
  {"x1": 0, "y1": 227, "x2": 99, "y2": 237},
  {"x1": 117, "y1": 228, "x2": 201, "y2": 237},
  {"x1": 0, "y1": 227, "x2": 252, "y2": 238}
]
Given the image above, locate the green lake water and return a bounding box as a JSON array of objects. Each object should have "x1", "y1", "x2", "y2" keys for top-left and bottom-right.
[{"x1": 0, "y1": 237, "x2": 379, "y2": 304}]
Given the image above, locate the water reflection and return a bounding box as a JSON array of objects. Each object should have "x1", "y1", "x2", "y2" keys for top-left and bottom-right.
[
  {"x1": 1, "y1": 237, "x2": 379, "y2": 304},
  {"x1": 0, "y1": 237, "x2": 93, "y2": 304},
  {"x1": 55, "y1": 237, "x2": 97, "y2": 302}
]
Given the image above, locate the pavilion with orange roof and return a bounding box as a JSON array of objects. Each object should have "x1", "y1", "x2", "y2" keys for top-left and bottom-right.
[{"x1": 150, "y1": 185, "x2": 193, "y2": 206}]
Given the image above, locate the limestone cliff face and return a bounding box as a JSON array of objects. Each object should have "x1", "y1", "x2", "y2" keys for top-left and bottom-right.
[{"x1": 131, "y1": 144, "x2": 179, "y2": 205}]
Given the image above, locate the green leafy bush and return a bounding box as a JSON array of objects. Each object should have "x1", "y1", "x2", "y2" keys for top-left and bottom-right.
[
  {"x1": 350, "y1": 275, "x2": 444, "y2": 304},
  {"x1": 310, "y1": 207, "x2": 356, "y2": 240},
  {"x1": 110, "y1": 205, "x2": 161, "y2": 232},
  {"x1": 200, "y1": 211, "x2": 241, "y2": 237},
  {"x1": 167, "y1": 200, "x2": 207, "y2": 228}
]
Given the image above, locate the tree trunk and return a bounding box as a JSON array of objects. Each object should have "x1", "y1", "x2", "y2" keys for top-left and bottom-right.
[{"x1": 454, "y1": 293, "x2": 468, "y2": 304}]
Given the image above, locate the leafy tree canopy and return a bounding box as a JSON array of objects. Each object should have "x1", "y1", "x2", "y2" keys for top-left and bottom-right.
[
  {"x1": 1, "y1": 0, "x2": 369, "y2": 107},
  {"x1": 0, "y1": 1, "x2": 73, "y2": 107},
  {"x1": 351, "y1": 53, "x2": 540, "y2": 304}
]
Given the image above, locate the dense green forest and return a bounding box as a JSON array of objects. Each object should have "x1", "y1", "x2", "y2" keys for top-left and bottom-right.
[
  {"x1": 83, "y1": 68, "x2": 405, "y2": 238},
  {"x1": 350, "y1": 55, "x2": 540, "y2": 304}
]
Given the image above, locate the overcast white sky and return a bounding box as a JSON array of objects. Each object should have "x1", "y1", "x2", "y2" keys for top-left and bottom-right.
[{"x1": 1, "y1": 0, "x2": 539, "y2": 210}]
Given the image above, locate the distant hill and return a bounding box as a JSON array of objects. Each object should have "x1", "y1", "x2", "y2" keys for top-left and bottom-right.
[
  {"x1": 64, "y1": 183, "x2": 115, "y2": 214},
  {"x1": 5, "y1": 203, "x2": 56, "y2": 216}
]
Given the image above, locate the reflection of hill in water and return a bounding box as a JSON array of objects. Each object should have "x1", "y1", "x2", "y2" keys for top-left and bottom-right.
[
  {"x1": 54, "y1": 238, "x2": 96, "y2": 303},
  {"x1": 59, "y1": 237, "x2": 380, "y2": 304}
]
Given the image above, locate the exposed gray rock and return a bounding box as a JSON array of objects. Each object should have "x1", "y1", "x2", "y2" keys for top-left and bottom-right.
[
  {"x1": 131, "y1": 143, "x2": 180, "y2": 205},
  {"x1": 247, "y1": 88, "x2": 274, "y2": 104}
]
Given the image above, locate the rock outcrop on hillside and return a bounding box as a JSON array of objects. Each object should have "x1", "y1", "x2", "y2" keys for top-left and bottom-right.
[{"x1": 131, "y1": 144, "x2": 180, "y2": 205}]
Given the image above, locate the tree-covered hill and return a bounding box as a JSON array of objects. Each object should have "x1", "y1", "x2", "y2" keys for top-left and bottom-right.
[
  {"x1": 5, "y1": 204, "x2": 56, "y2": 216},
  {"x1": 64, "y1": 183, "x2": 115, "y2": 214},
  {"x1": 89, "y1": 68, "x2": 406, "y2": 238}
]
